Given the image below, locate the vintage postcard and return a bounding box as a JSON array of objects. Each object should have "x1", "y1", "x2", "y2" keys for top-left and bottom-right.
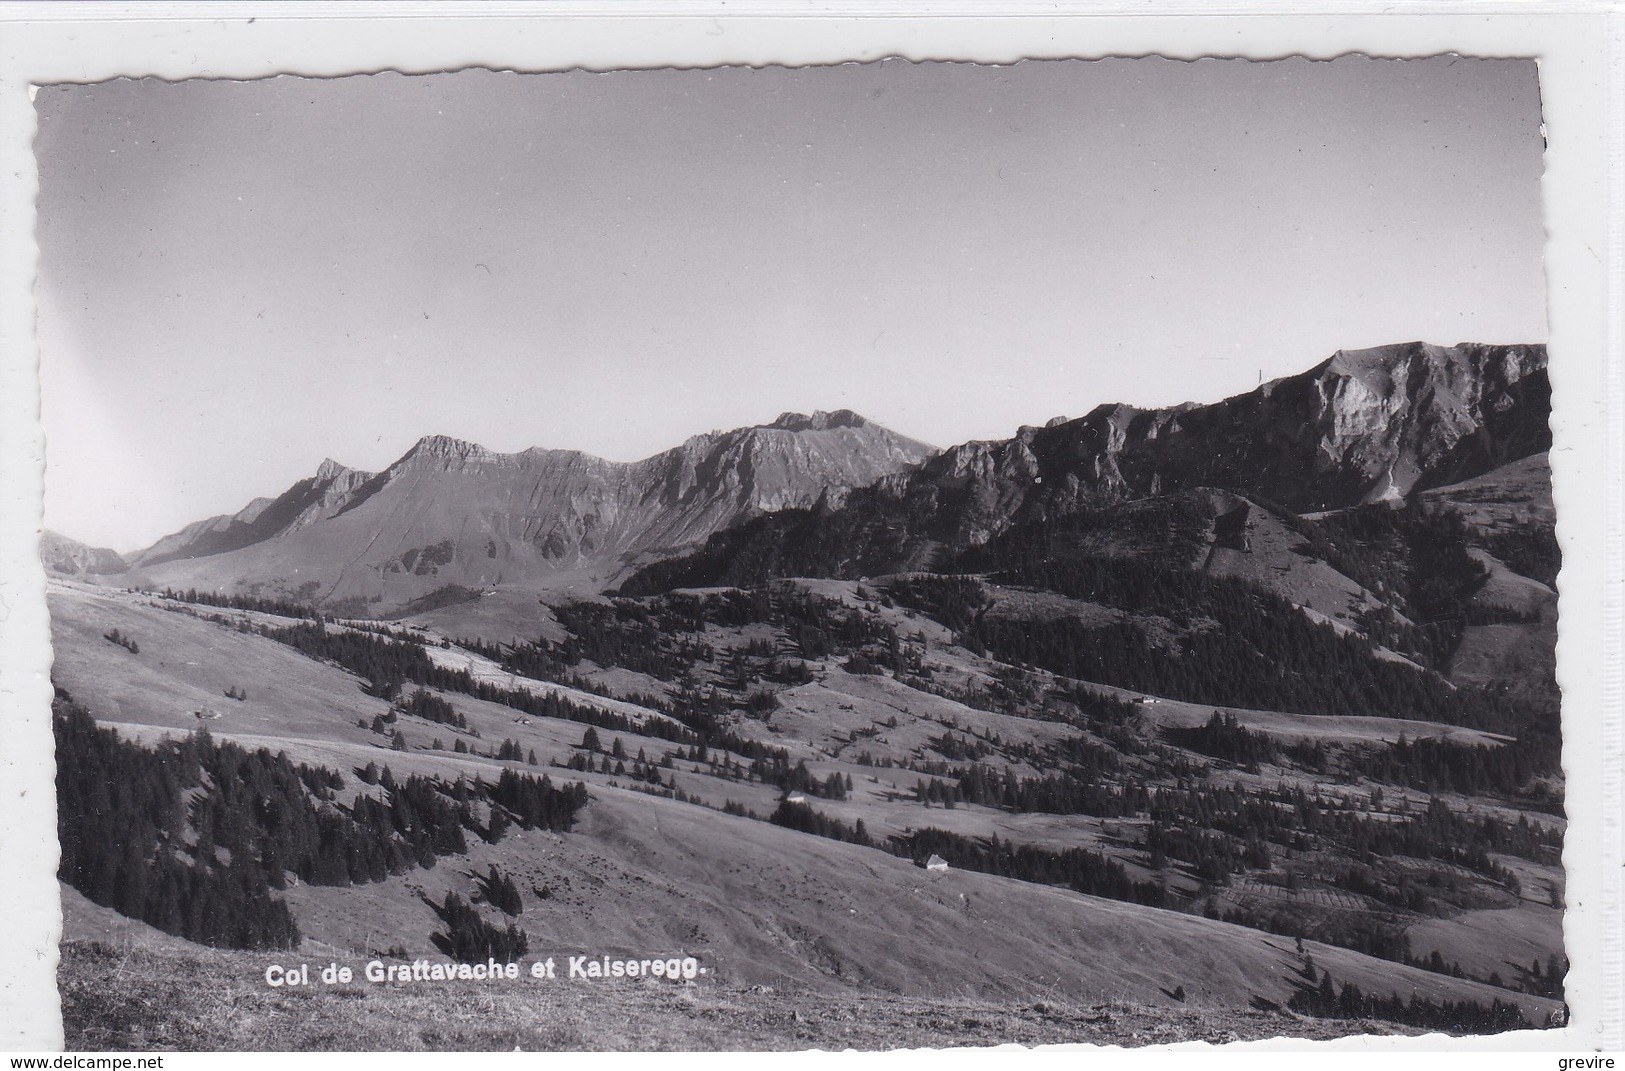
[{"x1": 1, "y1": 5, "x2": 1617, "y2": 1057}]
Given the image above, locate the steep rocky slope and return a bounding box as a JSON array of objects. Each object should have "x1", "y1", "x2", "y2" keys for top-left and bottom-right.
[
  {"x1": 134, "y1": 459, "x2": 377, "y2": 569},
  {"x1": 1034, "y1": 341, "x2": 1548, "y2": 512}
]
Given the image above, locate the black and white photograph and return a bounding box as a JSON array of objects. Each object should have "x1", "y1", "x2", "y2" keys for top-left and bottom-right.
[{"x1": 4, "y1": 6, "x2": 1620, "y2": 1056}]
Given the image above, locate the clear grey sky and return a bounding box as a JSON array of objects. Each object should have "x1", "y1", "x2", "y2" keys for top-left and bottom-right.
[{"x1": 35, "y1": 57, "x2": 1547, "y2": 553}]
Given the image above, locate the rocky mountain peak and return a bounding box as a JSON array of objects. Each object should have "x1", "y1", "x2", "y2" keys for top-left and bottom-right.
[
  {"x1": 314, "y1": 458, "x2": 353, "y2": 482},
  {"x1": 1317, "y1": 340, "x2": 1546, "y2": 395},
  {"x1": 403, "y1": 434, "x2": 500, "y2": 466},
  {"x1": 764, "y1": 409, "x2": 869, "y2": 433}
]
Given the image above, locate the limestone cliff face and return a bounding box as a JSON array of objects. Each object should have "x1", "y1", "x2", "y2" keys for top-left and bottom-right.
[
  {"x1": 126, "y1": 413, "x2": 935, "y2": 608},
  {"x1": 1027, "y1": 341, "x2": 1548, "y2": 514},
  {"x1": 895, "y1": 437, "x2": 1042, "y2": 548},
  {"x1": 1310, "y1": 343, "x2": 1548, "y2": 503},
  {"x1": 929, "y1": 341, "x2": 1549, "y2": 540}
]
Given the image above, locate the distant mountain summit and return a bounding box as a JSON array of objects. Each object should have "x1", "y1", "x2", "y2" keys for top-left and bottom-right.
[
  {"x1": 761, "y1": 409, "x2": 871, "y2": 432},
  {"x1": 40, "y1": 531, "x2": 127, "y2": 577},
  {"x1": 124, "y1": 413, "x2": 936, "y2": 612}
]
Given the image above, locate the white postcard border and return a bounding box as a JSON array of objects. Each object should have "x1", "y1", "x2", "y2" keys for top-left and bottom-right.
[{"x1": 0, "y1": 2, "x2": 1617, "y2": 1058}]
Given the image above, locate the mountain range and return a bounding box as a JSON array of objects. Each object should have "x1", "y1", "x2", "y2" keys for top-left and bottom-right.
[
  {"x1": 621, "y1": 341, "x2": 1550, "y2": 588},
  {"x1": 47, "y1": 340, "x2": 1550, "y2": 621},
  {"x1": 73, "y1": 410, "x2": 933, "y2": 614}
]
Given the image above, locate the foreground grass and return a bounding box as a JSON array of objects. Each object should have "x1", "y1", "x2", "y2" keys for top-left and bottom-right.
[{"x1": 60, "y1": 941, "x2": 1410, "y2": 1051}]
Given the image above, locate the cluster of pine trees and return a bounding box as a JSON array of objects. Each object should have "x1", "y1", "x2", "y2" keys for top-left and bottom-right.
[
  {"x1": 261, "y1": 619, "x2": 699, "y2": 747},
  {"x1": 550, "y1": 584, "x2": 911, "y2": 686},
  {"x1": 1144, "y1": 782, "x2": 1556, "y2": 877},
  {"x1": 432, "y1": 892, "x2": 528, "y2": 963},
  {"x1": 55, "y1": 697, "x2": 298, "y2": 950},
  {"x1": 1288, "y1": 969, "x2": 1530, "y2": 1032},
  {"x1": 399, "y1": 688, "x2": 468, "y2": 729},
  {"x1": 932, "y1": 578, "x2": 1467, "y2": 724},
  {"x1": 493, "y1": 739, "x2": 539, "y2": 764},
  {"x1": 1482, "y1": 519, "x2": 1561, "y2": 588},
  {"x1": 267, "y1": 620, "x2": 439, "y2": 696},
  {"x1": 928, "y1": 731, "x2": 994, "y2": 763},
  {"x1": 1312, "y1": 505, "x2": 1489, "y2": 666},
  {"x1": 1145, "y1": 821, "x2": 1267, "y2": 883},
  {"x1": 951, "y1": 731, "x2": 1128, "y2": 813},
  {"x1": 1340, "y1": 733, "x2": 1558, "y2": 799},
  {"x1": 1524, "y1": 954, "x2": 1569, "y2": 998},
  {"x1": 1200, "y1": 899, "x2": 1412, "y2": 963},
  {"x1": 477, "y1": 865, "x2": 524, "y2": 916},
  {"x1": 933, "y1": 734, "x2": 1557, "y2": 887},
  {"x1": 461, "y1": 635, "x2": 634, "y2": 703},
  {"x1": 160, "y1": 587, "x2": 324, "y2": 620},
  {"x1": 958, "y1": 768, "x2": 1143, "y2": 817},
  {"x1": 487, "y1": 768, "x2": 589, "y2": 832},
  {"x1": 905, "y1": 827, "x2": 1169, "y2": 908},
  {"x1": 1162, "y1": 712, "x2": 1278, "y2": 770},
  {"x1": 774, "y1": 761, "x2": 850, "y2": 800},
  {"x1": 549, "y1": 602, "x2": 711, "y2": 681},
  {"x1": 768, "y1": 799, "x2": 873, "y2": 846},
  {"x1": 102, "y1": 628, "x2": 140, "y2": 654},
  {"x1": 56, "y1": 692, "x2": 592, "y2": 950}
]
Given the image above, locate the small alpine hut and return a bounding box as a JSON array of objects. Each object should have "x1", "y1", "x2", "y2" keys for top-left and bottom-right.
[{"x1": 923, "y1": 854, "x2": 949, "y2": 872}]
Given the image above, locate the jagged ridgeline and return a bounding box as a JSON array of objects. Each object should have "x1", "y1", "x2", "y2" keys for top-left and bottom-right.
[
  {"x1": 622, "y1": 342, "x2": 1550, "y2": 593},
  {"x1": 53, "y1": 694, "x2": 587, "y2": 952},
  {"x1": 97, "y1": 410, "x2": 935, "y2": 614}
]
